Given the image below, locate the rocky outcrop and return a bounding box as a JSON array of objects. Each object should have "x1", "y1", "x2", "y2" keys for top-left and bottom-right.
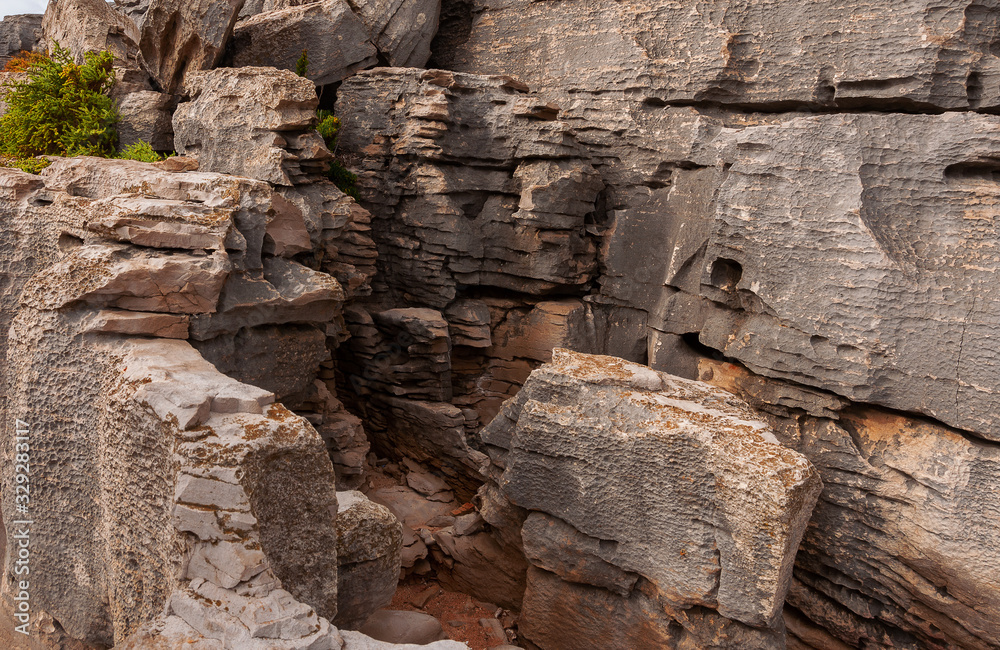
[
  {"x1": 0, "y1": 153, "x2": 389, "y2": 647},
  {"x1": 41, "y1": 0, "x2": 140, "y2": 67},
  {"x1": 350, "y1": 0, "x2": 440, "y2": 68},
  {"x1": 337, "y1": 68, "x2": 600, "y2": 308},
  {"x1": 173, "y1": 67, "x2": 332, "y2": 186},
  {"x1": 229, "y1": 1, "x2": 377, "y2": 86},
  {"x1": 473, "y1": 349, "x2": 822, "y2": 649},
  {"x1": 697, "y1": 358, "x2": 1000, "y2": 650},
  {"x1": 431, "y1": 0, "x2": 1000, "y2": 112},
  {"x1": 231, "y1": 0, "x2": 439, "y2": 78},
  {"x1": 139, "y1": 0, "x2": 246, "y2": 94},
  {"x1": 0, "y1": 13, "x2": 42, "y2": 68}
]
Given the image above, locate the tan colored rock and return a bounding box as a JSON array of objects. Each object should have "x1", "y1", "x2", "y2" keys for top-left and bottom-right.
[
  {"x1": 85, "y1": 194, "x2": 233, "y2": 251},
  {"x1": 478, "y1": 349, "x2": 822, "y2": 647},
  {"x1": 138, "y1": 0, "x2": 245, "y2": 94},
  {"x1": 173, "y1": 67, "x2": 332, "y2": 186},
  {"x1": 21, "y1": 243, "x2": 230, "y2": 314},
  {"x1": 230, "y1": 0, "x2": 377, "y2": 86},
  {"x1": 335, "y1": 491, "x2": 403, "y2": 629},
  {"x1": 84, "y1": 309, "x2": 189, "y2": 338},
  {"x1": 350, "y1": 0, "x2": 440, "y2": 67},
  {"x1": 42, "y1": 0, "x2": 140, "y2": 67}
]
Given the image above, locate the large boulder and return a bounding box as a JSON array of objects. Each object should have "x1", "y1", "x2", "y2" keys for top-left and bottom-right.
[
  {"x1": 172, "y1": 67, "x2": 332, "y2": 185},
  {"x1": 41, "y1": 0, "x2": 140, "y2": 67},
  {"x1": 139, "y1": 0, "x2": 246, "y2": 94},
  {"x1": 334, "y1": 491, "x2": 403, "y2": 629},
  {"x1": 116, "y1": 90, "x2": 177, "y2": 151},
  {"x1": 477, "y1": 349, "x2": 823, "y2": 649},
  {"x1": 232, "y1": 0, "x2": 439, "y2": 74},
  {"x1": 229, "y1": 0, "x2": 377, "y2": 87}
]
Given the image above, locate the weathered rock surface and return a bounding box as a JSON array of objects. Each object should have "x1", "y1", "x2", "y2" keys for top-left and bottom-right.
[
  {"x1": 431, "y1": 0, "x2": 1000, "y2": 111},
  {"x1": 229, "y1": 1, "x2": 377, "y2": 86},
  {"x1": 116, "y1": 90, "x2": 177, "y2": 151},
  {"x1": 42, "y1": 0, "x2": 140, "y2": 67},
  {"x1": 335, "y1": 491, "x2": 403, "y2": 630},
  {"x1": 336, "y1": 68, "x2": 601, "y2": 308},
  {"x1": 0, "y1": 13, "x2": 42, "y2": 68},
  {"x1": 139, "y1": 0, "x2": 246, "y2": 94},
  {"x1": 477, "y1": 349, "x2": 822, "y2": 648},
  {"x1": 114, "y1": 0, "x2": 150, "y2": 28},
  {"x1": 698, "y1": 358, "x2": 1000, "y2": 650},
  {"x1": 626, "y1": 112, "x2": 1000, "y2": 441},
  {"x1": 231, "y1": 0, "x2": 439, "y2": 74},
  {"x1": 358, "y1": 610, "x2": 447, "y2": 645},
  {"x1": 173, "y1": 67, "x2": 332, "y2": 185},
  {"x1": 350, "y1": 0, "x2": 440, "y2": 68},
  {"x1": 0, "y1": 154, "x2": 380, "y2": 646}
]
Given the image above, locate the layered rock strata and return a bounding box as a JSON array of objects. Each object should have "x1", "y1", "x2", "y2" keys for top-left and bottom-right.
[
  {"x1": 0, "y1": 155, "x2": 392, "y2": 647},
  {"x1": 431, "y1": 0, "x2": 1000, "y2": 111}
]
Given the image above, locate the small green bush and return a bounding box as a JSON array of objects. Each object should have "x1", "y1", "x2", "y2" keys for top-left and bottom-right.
[
  {"x1": 315, "y1": 110, "x2": 360, "y2": 199},
  {"x1": 296, "y1": 49, "x2": 309, "y2": 78},
  {"x1": 0, "y1": 155, "x2": 51, "y2": 174},
  {"x1": 0, "y1": 45, "x2": 118, "y2": 162},
  {"x1": 117, "y1": 140, "x2": 167, "y2": 162}
]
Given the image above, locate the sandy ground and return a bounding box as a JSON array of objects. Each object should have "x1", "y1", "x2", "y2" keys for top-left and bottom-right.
[{"x1": 389, "y1": 578, "x2": 519, "y2": 649}]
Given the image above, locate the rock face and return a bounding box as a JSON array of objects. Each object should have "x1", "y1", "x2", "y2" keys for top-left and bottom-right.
[
  {"x1": 474, "y1": 349, "x2": 821, "y2": 648},
  {"x1": 173, "y1": 67, "x2": 332, "y2": 186},
  {"x1": 41, "y1": 0, "x2": 141, "y2": 67},
  {"x1": 139, "y1": 0, "x2": 246, "y2": 94},
  {"x1": 230, "y1": 0, "x2": 439, "y2": 78},
  {"x1": 0, "y1": 155, "x2": 380, "y2": 647},
  {"x1": 337, "y1": 68, "x2": 601, "y2": 308},
  {"x1": 229, "y1": 0, "x2": 377, "y2": 86},
  {"x1": 0, "y1": 13, "x2": 42, "y2": 68},
  {"x1": 116, "y1": 90, "x2": 176, "y2": 151},
  {"x1": 431, "y1": 0, "x2": 1000, "y2": 111},
  {"x1": 698, "y1": 358, "x2": 1000, "y2": 650}
]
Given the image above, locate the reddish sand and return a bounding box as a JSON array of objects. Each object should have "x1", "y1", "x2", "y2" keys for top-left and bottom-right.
[{"x1": 389, "y1": 578, "x2": 518, "y2": 649}]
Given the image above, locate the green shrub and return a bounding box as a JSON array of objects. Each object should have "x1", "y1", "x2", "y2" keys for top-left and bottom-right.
[
  {"x1": 328, "y1": 160, "x2": 360, "y2": 200},
  {"x1": 117, "y1": 140, "x2": 167, "y2": 162},
  {"x1": 296, "y1": 49, "x2": 309, "y2": 78},
  {"x1": 315, "y1": 109, "x2": 360, "y2": 199},
  {"x1": 0, "y1": 45, "x2": 118, "y2": 161},
  {"x1": 0, "y1": 155, "x2": 51, "y2": 174},
  {"x1": 316, "y1": 110, "x2": 340, "y2": 146}
]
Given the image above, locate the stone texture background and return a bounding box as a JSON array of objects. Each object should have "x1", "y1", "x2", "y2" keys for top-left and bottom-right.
[{"x1": 2, "y1": 0, "x2": 1000, "y2": 648}]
